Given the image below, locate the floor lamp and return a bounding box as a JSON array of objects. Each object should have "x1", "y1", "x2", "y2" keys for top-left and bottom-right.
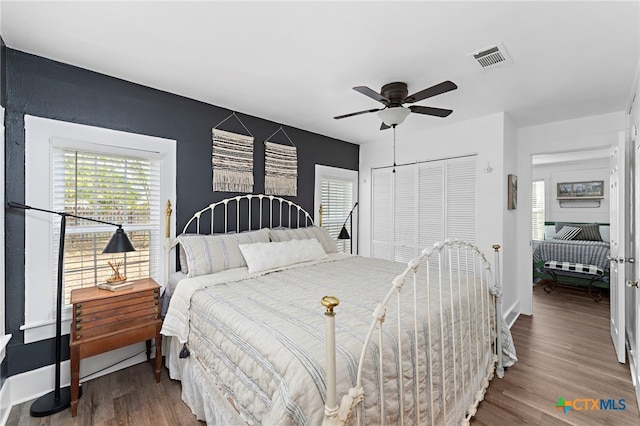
[
  {"x1": 337, "y1": 201, "x2": 358, "y2": 254},
  {"x1": 8, "y1": 202, "x2": 135, "y2": 417}
]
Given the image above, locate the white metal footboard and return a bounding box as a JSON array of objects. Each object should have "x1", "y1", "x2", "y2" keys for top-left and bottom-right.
[{"x1": 322, "y1": 239, "x2": 503, "y2": 426}]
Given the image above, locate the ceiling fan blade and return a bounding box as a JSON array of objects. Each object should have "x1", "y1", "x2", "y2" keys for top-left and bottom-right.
[
  {"x1": 404, "y1": 81, "x2": 457, "y2": 104},
  {"x1": 353, "y1": 86, "x2": 390, "y2": 105},
  {"x1": 333, "y1": 108, "x2": 382, "y2": 120},
  {"x1": 380, "y1": 122, "x2": 391, "y2": 131},
  {"x1": 409, "y1": 105, "x2": 453, "y2": 118}
]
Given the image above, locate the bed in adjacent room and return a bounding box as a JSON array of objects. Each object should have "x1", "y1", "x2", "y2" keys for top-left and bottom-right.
[
  {"x1": 160, "y1": 194, "x2": 516, "y2": 425},
  {"x1": 532, "y1": 221, "x2": 610, "y2": 300}
]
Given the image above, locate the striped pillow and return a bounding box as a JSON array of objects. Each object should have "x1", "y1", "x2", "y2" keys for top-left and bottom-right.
[
  {"x1": 576, "y1": 223, "x2": 603, "y2": 241},
  {"x1": 269, "y1": 226, "x2": 338, "y2": 253},
  {"x1": 554, "y1": 225, "x2": 582, "y2": 240},
  {"x1": 177, "y1": 228, "x2": 270, "y2": 277}
]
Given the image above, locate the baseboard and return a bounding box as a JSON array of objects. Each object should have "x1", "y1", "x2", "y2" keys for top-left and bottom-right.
[
  {"x1": 504, "y1": 299, "x2": 520, "y2": 328},
  {"x1": 2, "y1": 342, "x2": 150, "y2": 416}
]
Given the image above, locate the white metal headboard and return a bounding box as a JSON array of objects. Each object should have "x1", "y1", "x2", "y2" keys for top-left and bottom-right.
[
  {"x1": 181, "y1": 194, "x2": 314, "y2": 234},
  {"x1": 164, "y1": 194, "x2": 315, "y2": 284}
]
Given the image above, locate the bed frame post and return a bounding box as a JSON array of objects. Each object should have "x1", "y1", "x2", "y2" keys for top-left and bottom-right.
[
  {"x1": 164, "y1": 200, "x2": 173, "y2": 287},
  {"x1": 322, "y1": 296, "x2": 340, "y2": 425},
  {"x1": 492, "y1": 244, "x2": 504, "y2": 378}
]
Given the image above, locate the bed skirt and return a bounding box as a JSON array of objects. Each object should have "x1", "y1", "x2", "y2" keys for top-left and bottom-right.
[{"x1": 166, "y1": 336, "x2": 247, "y2": 425}]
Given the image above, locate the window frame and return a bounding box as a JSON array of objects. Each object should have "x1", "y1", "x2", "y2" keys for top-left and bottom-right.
[
  {"x1": 22, "y1": 116, "x2": 176, "y2": 343},
  {"x1": 314, "y1": 165, "x2": 358, "y2": 254}
]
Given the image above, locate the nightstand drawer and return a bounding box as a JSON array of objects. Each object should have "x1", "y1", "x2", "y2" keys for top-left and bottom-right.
[{"x1": 74, "y1": 288, "x2": 160, "y2": 340}]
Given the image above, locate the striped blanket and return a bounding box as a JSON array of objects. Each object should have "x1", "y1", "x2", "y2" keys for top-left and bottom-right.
[
  {"x1": 532, "y1": 239, "x2": 611, "y2": 271},
  {"x1": 162, "y1": 254, "x2": 513, "y2": 425}
]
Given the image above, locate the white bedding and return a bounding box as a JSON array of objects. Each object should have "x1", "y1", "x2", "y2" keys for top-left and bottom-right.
[{"x1": 161, "y1": 254, "x2": 506, "y2": 425}]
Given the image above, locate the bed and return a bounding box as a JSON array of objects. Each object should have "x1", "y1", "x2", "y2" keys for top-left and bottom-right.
[
  {"x1": 160, "y1": 194, "x2": 516, "y2": 425},
  {"x1": 532, "y1": 222, "x2": 610, "y2": 300}
]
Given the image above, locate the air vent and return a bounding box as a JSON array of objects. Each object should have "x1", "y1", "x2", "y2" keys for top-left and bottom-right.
[{"x1": 469, "y1": 42, "x2": 514, "y2": 69}]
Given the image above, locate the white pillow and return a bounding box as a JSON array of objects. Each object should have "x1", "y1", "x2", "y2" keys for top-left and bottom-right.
[
  {"x1": 269, "y1": 226, "x2": 338, "y2": 253},
  {"x1": 239, "y1": 238, "x2": 328, "y2": 274}
]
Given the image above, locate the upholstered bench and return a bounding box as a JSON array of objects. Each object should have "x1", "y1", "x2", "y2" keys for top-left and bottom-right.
[{"x1": 541, "y1": 260, "x2": 605, "y2": 302}]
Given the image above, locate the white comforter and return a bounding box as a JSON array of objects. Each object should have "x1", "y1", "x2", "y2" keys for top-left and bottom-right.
[{"x1": 161, "y1": 254, "x2": 506, "y2": 425}]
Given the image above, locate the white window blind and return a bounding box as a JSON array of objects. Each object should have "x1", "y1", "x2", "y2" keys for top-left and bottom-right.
[
  {"x1": 320, "y1": 178, "x2": 354, "y2": 253},
  {"x1": 371, "y1": 156, "x2": 476, "y2": 262},
  {"x1": 532, "y1": 180, "x2": 546, "y2": 240},
  {"x1": 52, "y1": 148, "x2": 161, "y2": 305}
]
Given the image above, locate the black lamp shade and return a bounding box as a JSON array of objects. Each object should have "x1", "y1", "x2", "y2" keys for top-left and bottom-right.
[
  {"x1": 102, "y1": 227, "x2": 135, "y2": 253},
  {"x1": 338, "y1": 226, "x2": 351, "y2": 240}
]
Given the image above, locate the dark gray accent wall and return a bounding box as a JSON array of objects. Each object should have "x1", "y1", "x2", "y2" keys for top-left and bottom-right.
[
  {"x1": 4, "y1": 48, "x2": 359, "y2": 377},
  {"x1": 1, "y1": 36, "x2": 6, "y2": 388}
]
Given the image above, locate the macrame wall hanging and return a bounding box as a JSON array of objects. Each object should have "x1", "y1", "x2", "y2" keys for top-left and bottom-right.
[
  {"x1": 264, "y1": 126, "x2": 298, "y2": 196},
  {"x1": 212, "y1": 112, "x2": 255, "y2": 193}
]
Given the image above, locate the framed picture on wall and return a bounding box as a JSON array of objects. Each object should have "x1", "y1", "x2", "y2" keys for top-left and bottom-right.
[
  {"x1": 556, "y1": 180, "x2": 604, "y2": 198},
  {"x1": 508, "y1": 174, "x2": 517, "y2": 210}
]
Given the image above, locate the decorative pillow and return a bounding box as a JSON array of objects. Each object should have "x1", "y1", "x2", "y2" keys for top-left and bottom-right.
[
  {"x1": 554, "y1": 222, "x2": 602, "y2": 241},
  {"x1": 576, "y1": 223, "x2": 603, "y2": 241},
  {"x1": 554, "y1": 225, "x2": 582, "y2": 240},
  {"x1": 177, "y1": 228, "x2": 270, "y2": 277},
  {"x1": 239, "y1": 238, "x2": 328, "y2": 274},
  {"x1": 269, "y1": 226, "x2": 338, "y2": 253}
]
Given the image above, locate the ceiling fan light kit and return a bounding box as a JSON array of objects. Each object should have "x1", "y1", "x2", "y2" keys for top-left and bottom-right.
[
  {"x1": 378, "y1": 107, "x2": 411, "y2": 126},
  {"x1": 334, "y1": 80, "x2": 457, "y2": 129}
]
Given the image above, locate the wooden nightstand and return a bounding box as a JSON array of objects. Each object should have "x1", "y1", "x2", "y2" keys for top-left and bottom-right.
[{"x1": 69, "y1": 278, "x2": 162, "y2": 417}]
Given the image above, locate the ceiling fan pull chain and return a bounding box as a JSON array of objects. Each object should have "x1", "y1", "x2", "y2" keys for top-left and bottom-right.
[{"x1": 393, "y1": 125, "x2": 397, "y2": 173}]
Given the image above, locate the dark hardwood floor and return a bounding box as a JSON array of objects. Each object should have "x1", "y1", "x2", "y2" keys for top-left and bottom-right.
[
  {"x1": 472, "y1": 283, "x2": 639, "y2": 425},
  {"x1": 9, "y1": 283, "x2": 639, "y2": 425}
]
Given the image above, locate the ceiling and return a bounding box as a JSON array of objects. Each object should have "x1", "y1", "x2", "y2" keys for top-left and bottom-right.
[{"x1": 1, "y1": 1, "x2": 639, "y2": 146}]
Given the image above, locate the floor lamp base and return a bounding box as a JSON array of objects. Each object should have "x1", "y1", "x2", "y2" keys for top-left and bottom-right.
[{"x1": 30, "y1": 385, "x2": 82, "y2": 417}]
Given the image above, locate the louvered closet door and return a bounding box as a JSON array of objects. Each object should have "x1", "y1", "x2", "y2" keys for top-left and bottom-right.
[
  {"x1": 394, "y1": 165, "x2": 418, "y2": 262},
  {"x1": 371, "y1": 168, "x2": 393, "y2": 260},
  {"x1": 445, "y1": 156, "x2": 476, "y2": 243},
  {"x1": 418, "y1": 161, "x2": 445, "y2": 254},
  {"x1": 370, "y1": 156, "x2": 476, "y2": 262}
]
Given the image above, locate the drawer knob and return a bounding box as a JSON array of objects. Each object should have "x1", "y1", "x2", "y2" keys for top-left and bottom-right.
[
  {"x1": 76, "y1": 333, "x2": 82, "y2": 339},
  {"x1": 76, "y1": 325, "x2": 82, "y2": 331},
  {"x1": 75, "y1": 318, "x2": 82, "y2": 324},
  {"x1": 76, "y1": 309, "x2": 82, "y2": 316},
  {"x1": 76, "y1": 303, "x2": 82, "y2": 309},
  {"x1": 153, "y1": 288, "x2": 159, "y2": 294},
  {"x1": 154, "y1": 300, "x2": 159, "y2": 306}
]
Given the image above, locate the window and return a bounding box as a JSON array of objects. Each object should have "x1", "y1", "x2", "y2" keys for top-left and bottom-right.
[
  {"x1": 314, "y1": 165, "x2": 358, "y2": 254},
  {"x1": 23, "y1": 116, "x2": 176, "y2": 343},
  {"x1": 52, "y1": 148, "x2": 161, "y2": 305},
  {"x1": 531, "y1": 180, "x2": 546, "y2": 240}
]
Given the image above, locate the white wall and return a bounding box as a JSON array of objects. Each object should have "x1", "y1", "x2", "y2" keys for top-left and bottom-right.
[
  {"x1": 359, "y1": 112, "x2": 518, "y2": 319},
  {"x1": 516, "y1": 111, "x2": 626, "y2": 315},
  {"x1": 533, "y1": 157, "x2": 610, "y2": 224}
]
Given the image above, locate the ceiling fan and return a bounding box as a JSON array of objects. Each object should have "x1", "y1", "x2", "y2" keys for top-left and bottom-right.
[{"x1": 334, "y1": 81, "x2": 457, "y2": 130}]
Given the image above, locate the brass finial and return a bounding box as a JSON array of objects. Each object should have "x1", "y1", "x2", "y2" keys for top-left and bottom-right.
[
  {"x1": 322, "y1": 295, "x2": 339, "y2": 315},
  {"x1": 492, "y1": 244, "x2": 501, "y2": 252},
  {"x1": 319, "y1": 204, "x2": 323, "y2": 227}
]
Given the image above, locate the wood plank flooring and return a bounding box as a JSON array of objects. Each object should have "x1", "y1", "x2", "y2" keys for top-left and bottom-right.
[
  {"x1": 472, "y1": 283, "x2": 639, "y2": 425},
  {"x1": 9, "y1": 283, "x2": 639, "y2": 425},
  {"x1": 7, "y1": 361, "x2": 203, "y2": 426}
]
